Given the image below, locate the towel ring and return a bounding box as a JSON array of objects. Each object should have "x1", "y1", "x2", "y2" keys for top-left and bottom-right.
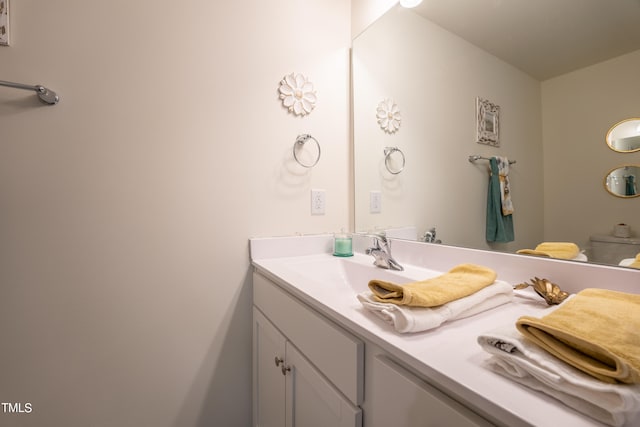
[
  {"x1": 293, "y1": 134, "x2": 321, "y2": 168},
  {"x1": 384, "y1": 146, "x2": 405, "y2": 175}
]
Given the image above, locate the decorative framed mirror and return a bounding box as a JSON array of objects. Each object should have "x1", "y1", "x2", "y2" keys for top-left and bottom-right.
[
  {"x1": 604, "y1": 164, "x2": 640, "y2": 198},
  {"x1": 0, "y1": 0, "x2": 9, "y2": 46},
  {"x1": 606, "y1": 118, "x2": 640, "y2": 153},
  {"x1": 476, "y1": 97, "x2": 500, "y2": 146}
]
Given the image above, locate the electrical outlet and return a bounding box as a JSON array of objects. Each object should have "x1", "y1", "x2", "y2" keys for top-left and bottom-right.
[
  {"x1": 370, "y1": 191, "x2": 381, "y2": 213},
  {"x1": 311, "y1": 189, "x2": 325, "y2": 215}
]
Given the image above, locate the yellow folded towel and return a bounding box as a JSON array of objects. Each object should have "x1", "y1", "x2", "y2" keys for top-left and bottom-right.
[
  {"x1": 516, "y1": 288, "x2": 640, "y2": 384},
  {"x1": 368, "y1": 264, "x2": 497, "y2": 307},
  {"x1": 629, "y1": 253, "x2": 640, "y2": 269},
  {"x1": 516, "y1": 242, "x2": 580, "y2": 260}
]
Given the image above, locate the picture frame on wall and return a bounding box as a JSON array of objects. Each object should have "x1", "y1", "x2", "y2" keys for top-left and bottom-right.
[
  {"x1": 476, "y1": 97, "x2": 500, "y2": 146},
  {"x1": 0, "y1": 0, "x2": 9, "y2": 46}
]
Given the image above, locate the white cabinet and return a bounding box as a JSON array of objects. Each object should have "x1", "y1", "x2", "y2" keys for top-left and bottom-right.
[
  {"x1": 285, "y1": 338, "x2": 362, "y2": 427},
  {"x1": 253, "y1": 270, "x2": 495, "y2": 427},
  {"x1": 253, "y1": 308, "x2": 286, "y2": 427},
  {"x1": 252, "y1": 272, "x2": 363, "y2": 427},
  {"x1": 367, "y1": 356, "x2": 494, "y2": 427}
]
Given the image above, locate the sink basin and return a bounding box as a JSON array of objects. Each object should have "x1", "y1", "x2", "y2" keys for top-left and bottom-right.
[{"x1": 284, "y1": 254, "x2": 442, "y2": 295}]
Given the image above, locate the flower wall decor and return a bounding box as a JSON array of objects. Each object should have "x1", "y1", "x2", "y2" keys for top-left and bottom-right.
[
  {"x1": 279, "y1": 72, "x2": 317, "y2": 116},
  {"x1": 377, "y1": 98, "x2": 401, "y2": 133}
]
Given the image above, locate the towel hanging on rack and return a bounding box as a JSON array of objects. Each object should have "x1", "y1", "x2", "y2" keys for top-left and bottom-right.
[
  {"x1": 486, "y1": 157, "x2": 514, "y2": 243},
  {"x1": 496, "y1": 157, "x2": 514, "y2": 215}
]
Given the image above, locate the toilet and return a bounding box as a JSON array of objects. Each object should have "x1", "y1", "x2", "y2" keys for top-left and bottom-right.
[{"x1": 589, "y1": 234, "x2": 640, "y2": 265}]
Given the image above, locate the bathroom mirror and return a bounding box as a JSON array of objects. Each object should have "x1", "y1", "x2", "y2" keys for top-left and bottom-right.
[
  {"x1": 353, "y1": 1, "x2": 640, "y2": 267},
  {"x1": 604, "y1": 165, "x2": 640, "y2": 198},
  {"x1": 606, "y1": 118, "x2": 640, "y2": 153}
]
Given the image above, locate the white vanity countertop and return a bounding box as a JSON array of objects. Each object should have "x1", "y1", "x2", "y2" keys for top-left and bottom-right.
[{"x1": 250, "y1": 234, "x2": 640, "y2": 427}]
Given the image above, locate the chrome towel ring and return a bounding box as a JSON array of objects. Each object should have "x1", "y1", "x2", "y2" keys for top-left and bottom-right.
[
  {"x1": 384, "y1": 146, "x2": 405, "y2": 175},
  {"x1": 293, "y1": 134, "x2": 321, "y2": 168}
]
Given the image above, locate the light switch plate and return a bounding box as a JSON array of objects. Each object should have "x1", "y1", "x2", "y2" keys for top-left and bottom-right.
[
  {"x1": 370, "y1": 191, "x2": 381, "y2": 213},
  {"x1": 311, "y1": 189, "x2": 325, "y2": 215}
]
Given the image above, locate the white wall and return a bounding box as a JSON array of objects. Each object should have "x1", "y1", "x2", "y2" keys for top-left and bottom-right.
[
  {"x1": 542, "y1": 50, "x2": 640, "y2": 252},
  {"x1": 351, "y1": 0, "x2": 397, "y2": 38},
  {"x1": 353, "y1": 6, "x2": 544, "y2": 252},
  {"x1": 0, "y1": 1, "x2": 351, "y2": 426}
]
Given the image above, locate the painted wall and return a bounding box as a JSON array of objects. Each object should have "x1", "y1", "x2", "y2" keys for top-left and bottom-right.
[
  {"x1": 353, "y1": 6, "x2": 544, "y2": 253},
  {"x1": 351, "y1": 0, "x2": 397, "y2": 38},
  {"x1": 0, "y1": 1, "x2": 351, "y2": 426},
  {"x1": 542, "y1": 49, "x2": 640, "y2": 255}
]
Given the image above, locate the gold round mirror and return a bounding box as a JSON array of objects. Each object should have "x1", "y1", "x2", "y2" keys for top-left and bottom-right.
[
  {"x1": 604, "y1": 165, "x2": 640, "y2": 198},
  {"x1": 606, "y1": 118, "x2": 640, "y2": 153}
]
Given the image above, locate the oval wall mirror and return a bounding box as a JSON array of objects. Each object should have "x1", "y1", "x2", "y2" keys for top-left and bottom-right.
[
  {"x1": 604, "y1": 165, "x2": 640, "y2": 198},
  {"x1": 606, "y1": 118, "x2": 640, "y2": 153}
]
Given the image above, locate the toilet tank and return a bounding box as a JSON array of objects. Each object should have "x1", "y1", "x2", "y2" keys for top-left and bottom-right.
[{"x1": 589, "y1": 234, "x2": 640, "y2": 265}]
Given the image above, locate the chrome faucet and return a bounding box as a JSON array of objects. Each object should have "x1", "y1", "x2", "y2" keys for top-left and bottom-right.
[
  {"x1": 422, "y1": 227, "x2": 441, "y2": 244},
  {"x1": 365, "y1": 233, "x2": 404, "y2": 271}
]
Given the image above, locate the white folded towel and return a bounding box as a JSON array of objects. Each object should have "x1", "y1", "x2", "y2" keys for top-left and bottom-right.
[
  {"x1": 477, "y1": 326, "x2": 640, "y2": 427},
  {"x1": 573, "y1": 252, "x2": 588, "y2": 262},
  {"x1": 619, "y1": 258, "x2": 635, "y2": 267},
  {"x1": 357, "y1": 280, "x2": 513, "y2": 333}
]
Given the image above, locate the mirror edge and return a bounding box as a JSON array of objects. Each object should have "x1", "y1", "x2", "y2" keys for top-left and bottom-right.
[
  {"x1": 603, "y1": 164, "x2": 640, "y2": 198},
  {"x1": 606, "y1": 117, "x2": 640, "y2": 153}
]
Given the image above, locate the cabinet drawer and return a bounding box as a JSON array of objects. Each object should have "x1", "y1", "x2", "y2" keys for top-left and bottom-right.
[
  {"x1": 253, "y1": 271, "x2": 364, "y2": 405},
  {"x1": 369, "y1": 356, "x2": 494, "y2": 427}
]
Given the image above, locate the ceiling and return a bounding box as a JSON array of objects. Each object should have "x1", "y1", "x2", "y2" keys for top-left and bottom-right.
[{"x1": 412, "y1": 0, "x2": 640, "y2": 80}]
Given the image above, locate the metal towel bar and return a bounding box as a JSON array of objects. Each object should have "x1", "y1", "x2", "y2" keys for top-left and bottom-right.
[
  {"x1": 0, "y1": 79, "x2": 59, "y2": 104},
  {"x1": 468, "y1": 155, "x2": 516, "y2": 165}
]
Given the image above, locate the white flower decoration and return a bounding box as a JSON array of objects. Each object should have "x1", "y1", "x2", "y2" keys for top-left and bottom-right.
[
  {"x1": 376, "y1": 99, "x2": 401, "y2": 133},
  {"x1": 279, "y1": 73, "x2": 317, "y2": 116}
]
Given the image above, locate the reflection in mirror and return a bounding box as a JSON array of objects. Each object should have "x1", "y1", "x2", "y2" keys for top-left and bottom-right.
[
  {"x1": 352, "y1": 2, "x2": 640, "y2": 268},
  {"x1": 604, "y1": 165, "x2": 640, "y2": 198},
  {"x1": 353, "y1": 5, "x2": 543, "y2": 255},
  {"x1": 476, "y1": 98, "x2": 500, "y2": 146},
  {"x1": 606, "y1": 118, "x2": 640, "y2": 153},
  {"x1": 383, "y1": 147, "x2": 406, "y2": 175}
]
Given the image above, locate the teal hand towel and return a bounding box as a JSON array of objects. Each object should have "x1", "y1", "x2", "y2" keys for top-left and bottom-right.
[
  {"x1": 626, "y1": 175, "x2": 637, "y2": 196},
  {"x1": 486, "y1": 157, "x2": 514, "y2": 242}
]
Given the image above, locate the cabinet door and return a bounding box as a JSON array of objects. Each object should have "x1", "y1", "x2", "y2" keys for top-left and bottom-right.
[
  {"x1": 253, "y1": 272, "x2": 364, "y2": 405},
  {"x1": 368, "y1": 356, "x2": 494, "y2": 427},
  {"x1": 285, "y1": 343, "x2": 362, "y2": 427},
  {"x1": 253, "y1": 308, "x2": 287, "y2": 427}
]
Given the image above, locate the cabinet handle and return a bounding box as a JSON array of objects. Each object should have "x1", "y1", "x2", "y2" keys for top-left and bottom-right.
[
  {"x1": 281, "y1": 364, "x2": 291, "y2": 375},
  {"x1": 274, "y1": 356, "x2": 284, "y2": 367}
]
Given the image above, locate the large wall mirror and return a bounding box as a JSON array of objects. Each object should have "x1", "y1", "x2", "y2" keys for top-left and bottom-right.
[{"x1": 353, "y1": 0, "x2": 640, "y2": 268}]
